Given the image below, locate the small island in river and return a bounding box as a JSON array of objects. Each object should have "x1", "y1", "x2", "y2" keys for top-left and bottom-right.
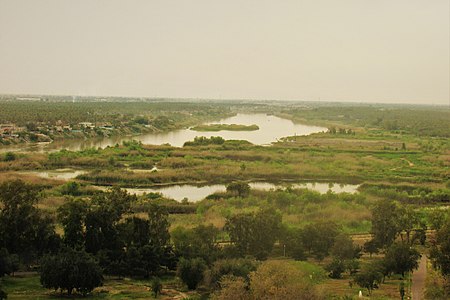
[{"x1": 190, "y1": 123, "x2": 259, "y2": 132}]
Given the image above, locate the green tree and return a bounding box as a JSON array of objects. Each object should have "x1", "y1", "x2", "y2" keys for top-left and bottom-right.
[
  {"x1": 151, "y1": 277, "x2": 162, "y2": 298},
  {"x1": 370, "y1": 199, "x2": 402, "y2": 249},
  {"x1": 325, "y1": 258, "x2": 346, "y2": 279},
  {"x1": 40, "y1": 248, "x2": 103, "y2": 296},
  {"x1": 85, "y1": 187, "x2": 136, "y2": 254},
  {"x1": 225, "y1": 208, "x2": 282, "y2": 260},
  {"x1": 147, "y1": 204, "x2": 171, "y2": 250},
  {"x1": 331, "y1": 233, "x2": 361, "y2": 260},
  {"x1": 363, "y1": 239, "x2": 379, "y2": 258},
  {"x1": 205, "y1": 258, "x2": 258, "y2": 288},
  {"x1": 177, "y1": 257, "x2": 207, "y2": 290},
  {"x1": 353, "y1": 262, "x2": 384, "y2": 295},
  {"x1": 118, "y1": 211, "x2": 175, "y2": 277},
  {"x1": 428, "y1": 209, "x2": 447, "y2": 230},
  {"x1": 226, "y1": 182, "x2": 250, "y2": 198},
  {"x1": 384, "y1": 242, "x2": 420, "y2": 277},
  {"x1": 58, "y1": 199, "x2": 88, "y2": 249},
  {"x1": 398, "y1": 206, "x2": 420, "y2": 244},
  {"x1": 430, "y1": 219, "x2": 450, "y2": 279},
  {"x1": 0, "y1": 180, "x2": 60, "y2": 261},
  {"x1": 279, "y1": 226, "x2": 306, "y2": 261},
  {"x1": 172, "y1": 224, "x2": 220, "y2": 263},
  {"x1": 301, "y1": 221, "x2": 340, "y2": 260}
]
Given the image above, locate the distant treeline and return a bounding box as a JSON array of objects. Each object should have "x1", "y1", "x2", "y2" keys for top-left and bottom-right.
[
  {"x1": 0, "y1": 101, "x2": 232, "y2": 126},
  {"x1": 282, "y1": 106, "x2": 450, "y2": 137}
]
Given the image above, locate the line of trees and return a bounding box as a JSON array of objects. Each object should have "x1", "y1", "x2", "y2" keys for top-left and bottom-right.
[{"x1": 1, "y1": 180, "x2": 449, "y2": 297}]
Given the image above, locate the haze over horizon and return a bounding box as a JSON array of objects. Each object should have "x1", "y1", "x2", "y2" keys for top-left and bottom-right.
[{"x1": 0, "y1": 0, "x2": 449, "y2": 105}]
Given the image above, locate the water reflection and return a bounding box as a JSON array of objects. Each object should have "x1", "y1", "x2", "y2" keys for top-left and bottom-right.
[{"x1": 121, "y1": 182, "x2": 359, "y2": 202}]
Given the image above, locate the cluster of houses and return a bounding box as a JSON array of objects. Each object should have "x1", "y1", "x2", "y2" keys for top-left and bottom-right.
[
  {"x1": 0, "y1": 124, "x2": 24, "y2": 138},
  {"x1": 0, "y1": 121, "x2": 114, "y2": 140}
]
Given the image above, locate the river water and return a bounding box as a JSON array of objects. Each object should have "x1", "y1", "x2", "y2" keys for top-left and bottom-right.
[
  {"x1": 0, "y1": 114, "x2": 326, "y2": 152},
  {"x1": 117, "y1": 182, "x2": 359, "y2": 202}
]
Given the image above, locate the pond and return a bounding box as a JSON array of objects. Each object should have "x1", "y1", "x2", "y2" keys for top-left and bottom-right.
[
  {"x1": 19, "y1": 169, "x2": 87, "y2": 180},
  {"x1": 119, "y1": 182, "x2": 360, "y2": 202},
  {"x1": 1, "y1": 114, "x2": 326, "y2": 153}
]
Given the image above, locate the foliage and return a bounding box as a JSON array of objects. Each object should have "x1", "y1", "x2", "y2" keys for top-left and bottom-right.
[
  {"x1": 184, "y1": 136, "x2": 226, "y2": 147},
  {"x1": 370, "y1": 199, "x2": 402, "y2": 249},
  {"x1": 301, "y1": 221, "x2": 340, "y2": 260},
  {"x1": 363, "y1": 239, "x2": 379, "y2": 257},
  {"x1": 0, "y1": 248, "x2": 19, "y2": 277},
  {"x1": 3, "y1": 152, "x2": 16, "y2": 162},
  {"x1": 59, "y1": 181, "x2": 82, "y2": 196},
  {"x1": 172, "y1": 224, "x2": 220, "y2": 263},
  {"x1": 249, "y1": 260, "x2": 321, "y2": 300},
  {"x1": 211, "y1": 275, "x2": 250, "y2": 300},
  {"x1": 428, "y1": 209, "x2": 448, "y2": 230},
  {"x1": 325, "y1": 258, "x2": 346, "y2": 279},
  {"x1": 283, "y1": 105, "x2": 450, "y2": 137},
  {"x1": 226, "y1": 182, "x2": 251, "y2": 198},
  {"x1": 330, "y1": 233, "x2": 361, "y2": 260},
  {"x1": 0, "y1": 180, "x2": 60, "y2": 262},
  {"x1": 353, "y1": 262, "x2": 384, "y2": 295},
  {"x1": 225, "y1": 208, "x2": 282, "y2": 260},
  {"x1": 177, "y1": 257, "x2": 207, "y2": 290},
  {"x1": 58, "y1": 199, "x2": 88, "y2": 249},
  {"x1": 280, "y1": 227, "x2": 306, "y2": 261},
  {"x1": 384, "y1": 242, "x2": 421, "y2": 277},
  {"x1": 205, "y1": 258, "x2": 258, "y2": 288},
  {"x1": 150, "y1": 277, "x2": 162, "y2": 298},
  {"x1": 40, "y1": 248, "x2": 103, "y2": 296},
  {"x1": 430, "y1": 219, "x2": 450, "y2": 278},
  {"x1": 85, "y1": 187, "x2": 136, "y2": 254}
]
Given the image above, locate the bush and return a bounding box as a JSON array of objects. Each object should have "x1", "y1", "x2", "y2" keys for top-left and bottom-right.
[
  {"x1": 4, "y1": 152, "x2": 16, "y2": 162},
  {"x1": 205, "y1": 258, "x2": 258, "y2": 288},
  {"x1": 177, "y1": 257, "x2": 207, "y2": 290},
  {"x1": 60, "y1": 181, "x2": 82, "y2": 196},
  {"x1": 226, "y1": 182, "x2": 250, "y2": 198},
  {"x1": 40, "y1": 248, "x2": 103, "y2": 296},
  {"x1": 325, "y1": 259, "x2": 346, "y2": 279},
  {"x1": 151, "y1": 277, "x2": 162, "y2": 297}
]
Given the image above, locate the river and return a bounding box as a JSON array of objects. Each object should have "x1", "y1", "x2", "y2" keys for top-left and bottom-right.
[
  {"x1": 0, "y1": 114, "x2": 326, "y2": 153},
  {"x1": 108, "y1": 182, "x2": 359, "y2": 202}
]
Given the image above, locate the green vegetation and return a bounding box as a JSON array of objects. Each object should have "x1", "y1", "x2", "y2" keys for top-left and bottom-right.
[
  {"x1": 191, "y1": 124, "x2": 259, "y2": 132},
  {"x1": 0, "y1": 100, "x2": 233, "y2": 145},
  {"x1": 40, "y1": 248, "x2": 103, "y2": 296},
  {"x1": 0, "y1": 101, "x2": 449, "y2": 299}
]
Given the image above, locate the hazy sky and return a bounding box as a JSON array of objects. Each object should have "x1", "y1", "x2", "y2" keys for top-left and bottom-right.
[{"x1": 0, "y1": 0, "x2": 449, "y2": 104}]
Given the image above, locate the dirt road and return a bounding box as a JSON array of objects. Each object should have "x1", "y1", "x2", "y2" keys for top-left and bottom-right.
[{"x1": 411, "y1": 255, "x2": 427, "y2": 300}]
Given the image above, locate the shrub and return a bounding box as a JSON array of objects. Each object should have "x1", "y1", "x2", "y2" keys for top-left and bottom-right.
[
  {"x1": 151, "y1": 277, "x2": 162, "y2": 297},
  {"x1": 325, "y1": 259, "x2": 346, "y2": 279},
  {"x1": 177, "y1": 257, "x2": 207, "y2": 290},
  {"x1": 4, "y1": 152, "x2": 16, "y2": 162},
  {"x1": 205, "y1": 258, "x2": 258, "y2": 288}
]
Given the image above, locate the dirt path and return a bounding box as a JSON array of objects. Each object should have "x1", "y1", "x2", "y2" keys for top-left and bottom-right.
[{"x1": 411, "y1": 255, "x2": 427, "y2": 300}]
